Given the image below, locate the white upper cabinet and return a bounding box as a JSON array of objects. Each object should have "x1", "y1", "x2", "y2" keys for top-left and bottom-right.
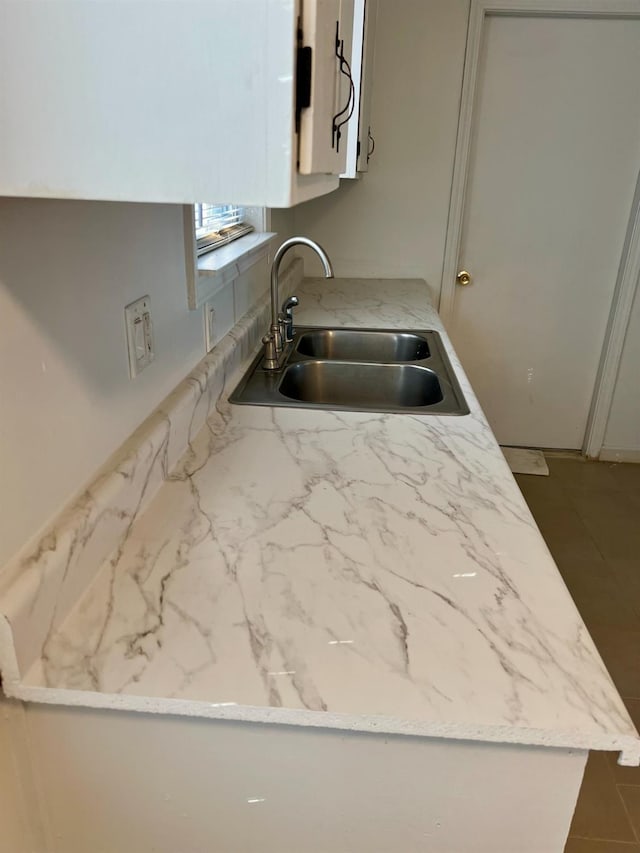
[{"x1": 0, "y1": 0, "x2": 357, "y2": 208}]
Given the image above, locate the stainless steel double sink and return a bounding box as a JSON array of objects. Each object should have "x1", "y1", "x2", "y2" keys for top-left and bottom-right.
[{"x1": 229, "y1": 327, "x2": 469, "y2": 416}]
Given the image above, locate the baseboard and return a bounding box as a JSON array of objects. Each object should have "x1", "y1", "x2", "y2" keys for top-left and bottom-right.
[{"x1": 599, "y1": 448, "x2": 640, "y2": 464}]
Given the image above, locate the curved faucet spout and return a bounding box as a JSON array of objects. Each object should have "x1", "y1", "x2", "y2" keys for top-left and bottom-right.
[{"x1": 269, "y1": 237, "x2": 334, "y2": 357}]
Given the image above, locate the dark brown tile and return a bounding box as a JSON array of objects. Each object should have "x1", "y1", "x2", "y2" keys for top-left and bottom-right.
[
  {"x1": 569, "y1": 752, "x2": 637, "y2": 843},
  {"x1": 565, "y1": 490, "x2": 640, "y2": 562},
  {"x1": 564, "y1": 572, "x2": 640, "y2": 631},
  {"x1": 566, "y1": 488, "x2": 636, "y2": 517},
  {"x1": 548, "y1": 458, "x2": 620, "y2": 491},
  {"x1": 565, "y1": 839, "x2": 640, "y2": 852},
  {"x1": 588, "y1": 523, "x2": 640, "y2": 563},
  {"x1": 515, "y1": 471, "x2": 570, "y2": 510},
  {"x1": 588, "y1": 629, "x2": 640, "y2": 698},
  {"x1": 608, "y1": 463, "x2": 640, "y2": 493},
  {"x1": 555, "y1": 556, "x2": 610, "y2": 590},
  {"x1": 618, "y1": 786, "x2": 640, "y2": 841},
  {"x1": 610, "y1": 560, "x2": 640, "y2": 621},
  {"x1": 606, "y1": 757, "x2": 640, "y2": 788},
  {"x1": 532, "y1": 505, "x2": 604, "y2": 564}
]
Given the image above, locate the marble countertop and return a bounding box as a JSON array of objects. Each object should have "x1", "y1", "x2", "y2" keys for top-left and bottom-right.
[{"x1": 24, "y1": 278, "x2": 640, "y2": 761}]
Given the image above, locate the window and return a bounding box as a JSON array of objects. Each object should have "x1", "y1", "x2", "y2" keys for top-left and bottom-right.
[
  {"x1": 194, "y1": 203, "x2": 253, "y2": 256},
  {"x1": 185, "y1": 204, "x2": 273, "y2": 310}
]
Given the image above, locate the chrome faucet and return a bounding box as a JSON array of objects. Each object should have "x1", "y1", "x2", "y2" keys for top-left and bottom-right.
[{"x1": 262, "y1": 237, "x2": 334, "y2": 370}]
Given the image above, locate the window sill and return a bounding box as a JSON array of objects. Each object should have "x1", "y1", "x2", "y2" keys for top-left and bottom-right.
[{"x1": 191, "y1": 231, "x2": 277, "y2": 308}]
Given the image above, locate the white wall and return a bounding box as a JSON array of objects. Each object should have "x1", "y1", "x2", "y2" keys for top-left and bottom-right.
[
  {"x1": 270, "y1": 208, "x2": 296, "y2": 243},
  {"x1": 293, "y1": 0, "x2": 470, "y2": 299},
  {"x1": 0, "y1": 200, "x2": 290, "y2": 568},
  {"x1": 603, "y1": 282, "x2": 640, "y2": 458}
]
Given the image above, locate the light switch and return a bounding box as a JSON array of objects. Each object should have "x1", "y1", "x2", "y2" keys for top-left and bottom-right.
[
  {"x1": 125, "y1": 296, "x2": 154, "y2": 377},
  {"x1": 204, "y1": 301, "x2": 216, "y2": 353},
  {"x1": 134, "y1": 316, "x2": 145, "y2": 359}
]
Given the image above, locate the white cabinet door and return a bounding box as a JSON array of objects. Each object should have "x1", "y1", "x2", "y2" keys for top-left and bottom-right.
[
  {"x1": 298, "y1": 0, "x2": 355, "y2": 176},
  {"x1": 355, "y1": 0, "x2": 377, "y2": 173},
  {"x1": 341, "y1": 0, "x2": 377, "y2": 178},
  {"x1": 0, "y1": 0, "x2": 343, "y2": 207}
]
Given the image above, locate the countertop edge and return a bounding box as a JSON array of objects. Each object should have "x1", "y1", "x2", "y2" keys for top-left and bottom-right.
[{"x1": 7, "y1": 681, "x2": 640, "y2": 766}]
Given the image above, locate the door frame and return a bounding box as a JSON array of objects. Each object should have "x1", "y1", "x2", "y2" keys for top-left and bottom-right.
[{"x1": 440, "y1": 0, "x2": 640, "y2": 457}]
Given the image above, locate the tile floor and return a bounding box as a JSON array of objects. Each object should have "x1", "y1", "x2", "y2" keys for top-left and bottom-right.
[{"x1": 515, "y1": 457, "x2": 640, "y2": 853}]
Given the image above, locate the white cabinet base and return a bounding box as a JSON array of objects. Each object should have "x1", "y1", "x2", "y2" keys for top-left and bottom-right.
[{"x1": 7, "y1": 700, "x2": 587, "y2": 853}]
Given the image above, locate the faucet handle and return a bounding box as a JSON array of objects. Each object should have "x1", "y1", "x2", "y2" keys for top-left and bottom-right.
[
  {"x1": 281, "y1": 294, "x2": 299, "y2": 315},
  {"x1": 280, "y1": 295, "x2": 299, "y2": 343}
]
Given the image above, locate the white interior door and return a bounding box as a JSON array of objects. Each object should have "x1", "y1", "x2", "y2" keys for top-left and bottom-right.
[{"x1": 447, "y1": 13, "x2": 640, "y2": 449}]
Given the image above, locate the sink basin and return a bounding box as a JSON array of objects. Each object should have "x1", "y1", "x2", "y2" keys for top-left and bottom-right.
[
  {"x1": 280, "y1": 361, "x2": 443, "y2": 408},
  {"x1": 296, "y1": 329, "x2": 430, "y2": 362},
  {"x1": 229, "y1": 326, "x2": 469, "y2": 416}
]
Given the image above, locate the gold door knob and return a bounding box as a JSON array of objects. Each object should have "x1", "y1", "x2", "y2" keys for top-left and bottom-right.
[{"x1": 456, "y1": 270, "x2": 472, "y2": 286}]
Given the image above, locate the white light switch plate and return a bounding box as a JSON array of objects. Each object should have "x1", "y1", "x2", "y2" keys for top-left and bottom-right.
[
  {"x1": 125, "y1": 295, "x2": 154, "y2": 377},
  {"x1": 204, "y1": 301, "x2": 216, "y2": 353}
]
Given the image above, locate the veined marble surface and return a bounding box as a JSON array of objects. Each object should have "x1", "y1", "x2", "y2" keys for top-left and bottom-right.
[
  {"x1": 16, "y1": 279, "x2": 640, "y2": 762},
  {"x1": 0, "y1": 259, "x2": 303, "y2": 682}
]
